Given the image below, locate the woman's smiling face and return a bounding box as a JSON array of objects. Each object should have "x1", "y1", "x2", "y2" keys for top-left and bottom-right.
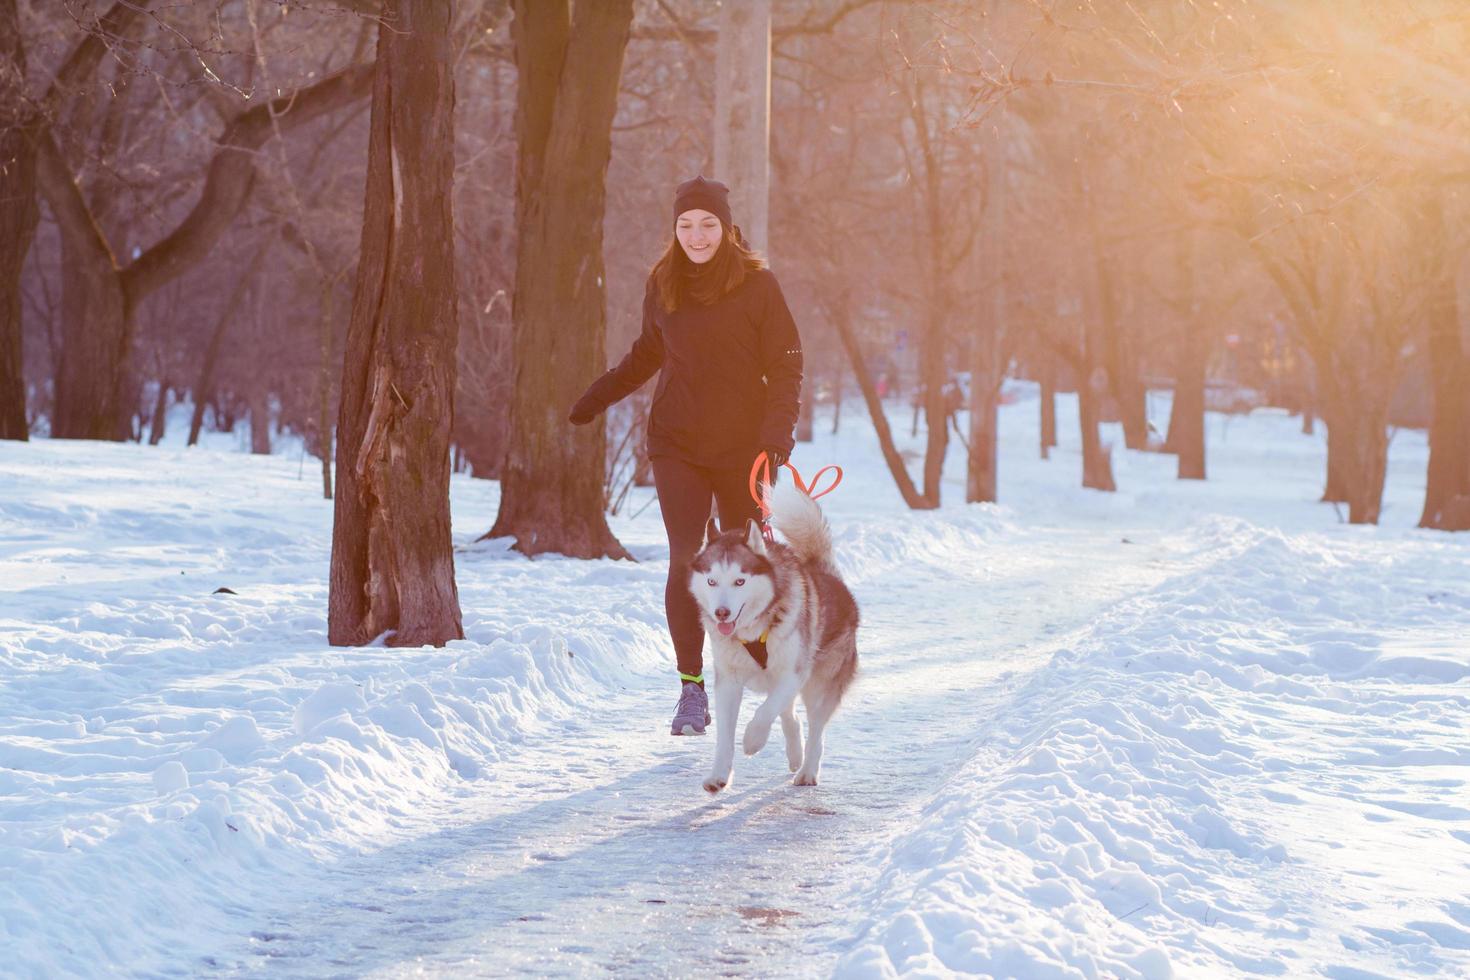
[{"x1": 676, "y1": 209, "x2": 723, "y2": 264}]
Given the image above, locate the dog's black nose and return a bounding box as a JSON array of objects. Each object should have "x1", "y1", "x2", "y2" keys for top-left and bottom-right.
[{"x1": 715, "y1": 606, "x2": 730, "y2": 621}]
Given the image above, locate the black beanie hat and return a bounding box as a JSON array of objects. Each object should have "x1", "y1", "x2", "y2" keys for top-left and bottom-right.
[{"x1": 673, "y1": 175, "x2": 732, "y2": 228}]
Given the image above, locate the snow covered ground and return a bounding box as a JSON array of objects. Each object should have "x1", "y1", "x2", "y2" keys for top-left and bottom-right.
[{"x1": 2, "y1": 392, "x2": 1467, "y2": 978}]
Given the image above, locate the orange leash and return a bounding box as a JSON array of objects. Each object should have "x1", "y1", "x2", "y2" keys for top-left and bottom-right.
[{"x1": 747, "y1": 451, "x2": 843, "y2": 539}]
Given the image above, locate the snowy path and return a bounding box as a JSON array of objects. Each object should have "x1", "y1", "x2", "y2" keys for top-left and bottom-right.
[{"x1": 200, "y1": 523, "x2": 1179, "y2": 977}]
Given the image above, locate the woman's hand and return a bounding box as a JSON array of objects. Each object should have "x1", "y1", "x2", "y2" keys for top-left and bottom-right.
[
  {"x1": 568, "y1": 394, "x2": 599, "y2": 425},
  {"x1": 762, "y1": 447, "x2": 787, "y2": 471}
]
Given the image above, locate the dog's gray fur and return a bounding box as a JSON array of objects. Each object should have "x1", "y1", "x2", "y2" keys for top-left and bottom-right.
[{"x1": 688, "y1": 479, "x2": 859, "y2": 791}]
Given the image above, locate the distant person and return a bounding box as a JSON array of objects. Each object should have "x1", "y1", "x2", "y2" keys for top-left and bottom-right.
[{"x1": 567, "y1": 176, "x2": 803, "y2": 736}]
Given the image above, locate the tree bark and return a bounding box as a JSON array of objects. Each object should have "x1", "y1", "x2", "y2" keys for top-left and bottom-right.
[
  {"x1": 796, "y1": 382, "x2": 814, "y2": 442},
  {"x1": 1079, "y1": 365, "x2": 1116, "y2": 492},
  {"x1": 10, "y1": 0, "x2": 145, "y2": 440},
  {"x1": 1077, "y1": 186, "x2": 1117, "y2": 493},
  {"x1": 1418, "y1": 198, "x2": 1470, "y2": 530},
  {"x1": 0, "y1": 0, "x2": 36, "y2": 440},
  {"x1": 827, "y1": 292, "x2": 932, "y2": 508},
  {"x1": 1320, "y1": 397, "x2": 1350, "y2": 504},
  {"x1": 966, "y1": 369, "x2": 999, "y2": 502},
  {"x1": 249, "y1": 388, "x2": 271, "y2": 455},
  {"x1": 329, "y1": 0, "x2": 463, "y2": 648},
  {"x1": 1174, "y1": 337, "x2": 1207, "y2": 480},
  {"x1": 967, "y1": 91, "x2": 1008, "y2": 504},
  {"x1": 317, "y1": 275, "x2": 339, "y2": 500},
  {"x1": 917, "y1": 172, "x2": 948, "y2": 504},
  {"x1": 1345, "y1": 411, "x2": 1389, "y2": 526},
  {"x1": 187, "y1": 241, "x2": 270, "y2": 446},
  {"x1": 967, "y1": 323, "x2": 1003, "y2": 502},
  {"x1": 830, "y1": 357, "x2": 844, "y2": 436},
  {"x1": 1173, "y1": 230, "x2": 1206, "y2": 480},
  {"x1": 1092, "y1": 234, "x2": 1148, "y2": 451},
  {"x1": 488, "y1": 0, "x2": 635, "y2": 558},
  {"x1": 1039, "y1": 358, "x2": 1057, "y2": 459},
  {"x1": 1316, "y1": 366, "x2": 1390, "y2": 524},
  {"x1": 714, "y1": 0, "x2": 771, "y2": 253},
  {"x1": 146, "y1": 381, "x2": 168, "y2": 445}
]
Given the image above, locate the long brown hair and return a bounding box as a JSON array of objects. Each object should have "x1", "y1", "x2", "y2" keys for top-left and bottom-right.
[{"x1": 651, "y1": 223, "x2": 766, "y2": 313}]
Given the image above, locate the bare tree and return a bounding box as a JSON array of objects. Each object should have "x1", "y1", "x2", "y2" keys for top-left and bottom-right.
[
  {"x1": 30, "y1": 4, "x2": 371, "y2": 441},
  {"x1": 487, "y1": 0, "x2": 635, "y2": 558},
  {"x1": 1169, "y1": 228, "x2": 1209, "y2": 480},
  {"x1": 0, "y1": 0, "x2": 35, "y2": 440},
  {"x1": 329, "y1": 0, "x2": 463, "y2": 648},
  {"x1": 1418, "y1": 193, "x2": 1470, "y2": 530}
]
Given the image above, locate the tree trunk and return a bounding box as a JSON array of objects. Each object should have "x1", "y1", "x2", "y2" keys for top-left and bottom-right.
[
  {"x1": 1039, "y1": 357, "x2": 1056, "y2": 458},
  {"x1": 967, "y1": 317, "x2": 1003, "y2": 502},
  {"x1": 1419, "y1": 199, "x2": 1470, "y2": 530},
  {"x1": 1090, "y1": 224, "x2": 1148, "y2": 451},
  {"x1": 1299, "y1": 359, "x2": 1316, "y2": 435},
  {"x1": 329, "y1": 0, "x2": 463, "y2": 648},
  {"x1": 920, "y1": 312, "x2": 948, "y2": 505},
  {"x1": 488, "y1": 0, "x2": 635, "y2": 558},
  {"x1": 714, "y1": 0, "x2": 771, "y2": 253},
  {"x1": 796, "y1": 383, "x2": 814, "y2": 443},
  {"x1": 1173, "y1": 231, "x2": 1207, "y2": 480},
  {"x1": 49, "y1": 220, "x2": 132, "y2": 440},
  {"x1": 316, "y1": 276, "x2": 338, "y2": 500},
  {"x1": 831, "y1": 357, "x2": 844, "y2": 436},
  {"x1": 1337, "y1": 401, "x2": 1389, "y2": 525},
  {"x1": 11, "y1": 0, "x2": 151, "y2": 439},
  {"x1": 249, "y1": 388, "x2": 271, "y2": 455},
  {"x1": 967, "y1": 90, "x2": 1007, "y2": 504},
  {"x1": 1320, "y1": 399, "x2": 1350, "y2": 504},
  {"x1": 828, "y1": 293, "x2": 932, "y2": 508},
  {"x1": 1316, "y1": 365, "x2": 1389, "y2": 525},
  {"x1": 188, "y1": 241, "x2": 269, "y2": 446},
  {"x1": 0, "y1": 0, "x2": 36, "y2": 441},
  {"x1": 966, "y1": 374, "x2": 999, "y2": 503},
  {"x1": 1080, "y1": 366, "x2": 1116, "y2": 492},
  {"x1": 147, "y1": 381, "x2": 168, "y2": 445},
  {"x1": 1174, "y1": 336, "x2": 1206, "y2": 480},
  {"x1": 1078, "y1": 189, "x2": 1117, "y2": 493}
]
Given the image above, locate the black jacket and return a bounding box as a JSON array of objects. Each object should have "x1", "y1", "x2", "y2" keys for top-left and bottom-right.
[{"x1": 577, "y1": 268, "x2": 803, "y2": 467}]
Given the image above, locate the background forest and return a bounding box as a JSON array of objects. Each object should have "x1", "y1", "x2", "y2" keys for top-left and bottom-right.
[{"x1": 3, "y1": 0, "x2": 1468, "y2": 535}]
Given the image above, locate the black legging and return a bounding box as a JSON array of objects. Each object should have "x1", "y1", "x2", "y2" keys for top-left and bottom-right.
[{"x1": 651, "y1": 455, "x2": 763, "y2": 680}]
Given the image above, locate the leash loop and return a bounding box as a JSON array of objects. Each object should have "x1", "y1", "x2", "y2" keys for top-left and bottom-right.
[{"x1": 747, "y1": 452, "x2": 843, "y2": 543}]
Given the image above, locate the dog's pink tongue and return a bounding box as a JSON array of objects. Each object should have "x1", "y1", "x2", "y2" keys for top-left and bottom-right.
[{"x1": 717, "y1": 622, "x2": 735, "y2": 636}]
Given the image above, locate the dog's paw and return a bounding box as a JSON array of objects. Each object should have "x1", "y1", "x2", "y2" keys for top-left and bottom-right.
[
  {"x1": 743, "y1": 720, "x2": 771, "y2": 757},
  {"x1": 792, "y1": 768, "x2": 819, "y2": 786},
  {"x1": 787, "y1": 751, "x2": 804, "y2": 773},
  {"x1": 702, "y1": 774, "x2": 729, "y2": 794}
]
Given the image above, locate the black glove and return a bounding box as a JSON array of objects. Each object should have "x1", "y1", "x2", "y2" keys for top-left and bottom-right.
[
  {"x1": 568, "y1": 393, "x2": 599, "y2": 426},
  {"x1": 762, "y1": 447, "x2": 788, "y2": 483}
]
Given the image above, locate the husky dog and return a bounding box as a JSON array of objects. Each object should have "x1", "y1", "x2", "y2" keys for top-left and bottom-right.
[{"x1": 688, "y1": 479, "x2": 859, "y2": 792}]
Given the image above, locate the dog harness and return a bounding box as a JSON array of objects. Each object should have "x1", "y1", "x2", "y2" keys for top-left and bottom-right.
[{"x1": 742, "y1": 629, "x2": 771, "y2": 670}]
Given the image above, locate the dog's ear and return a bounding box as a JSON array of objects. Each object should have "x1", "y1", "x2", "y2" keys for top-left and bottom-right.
[
  {"x1": 744, "y1": 518, "x2": 766, "y2": 554},
  {"x1": 704, "y1": 517, "x2": 720, "y2": 546}
]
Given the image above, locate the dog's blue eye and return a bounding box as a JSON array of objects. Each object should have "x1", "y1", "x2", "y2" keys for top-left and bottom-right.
[{"x1": 734, "y1": 578, "x2": 745, "y2": 587}]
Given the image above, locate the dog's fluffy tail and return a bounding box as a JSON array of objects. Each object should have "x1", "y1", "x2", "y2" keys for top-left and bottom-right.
[{"x1": 766, "y1": 478, "x2": 835, "y2": 572}]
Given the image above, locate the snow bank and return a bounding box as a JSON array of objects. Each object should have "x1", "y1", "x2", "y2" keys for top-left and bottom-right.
[
  {"x1": 838, "y1": 517, "x2": 1470, "y2": 978},
  {"x1": 0, "y1": 439, "x2": 671, "y2": 975}
]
